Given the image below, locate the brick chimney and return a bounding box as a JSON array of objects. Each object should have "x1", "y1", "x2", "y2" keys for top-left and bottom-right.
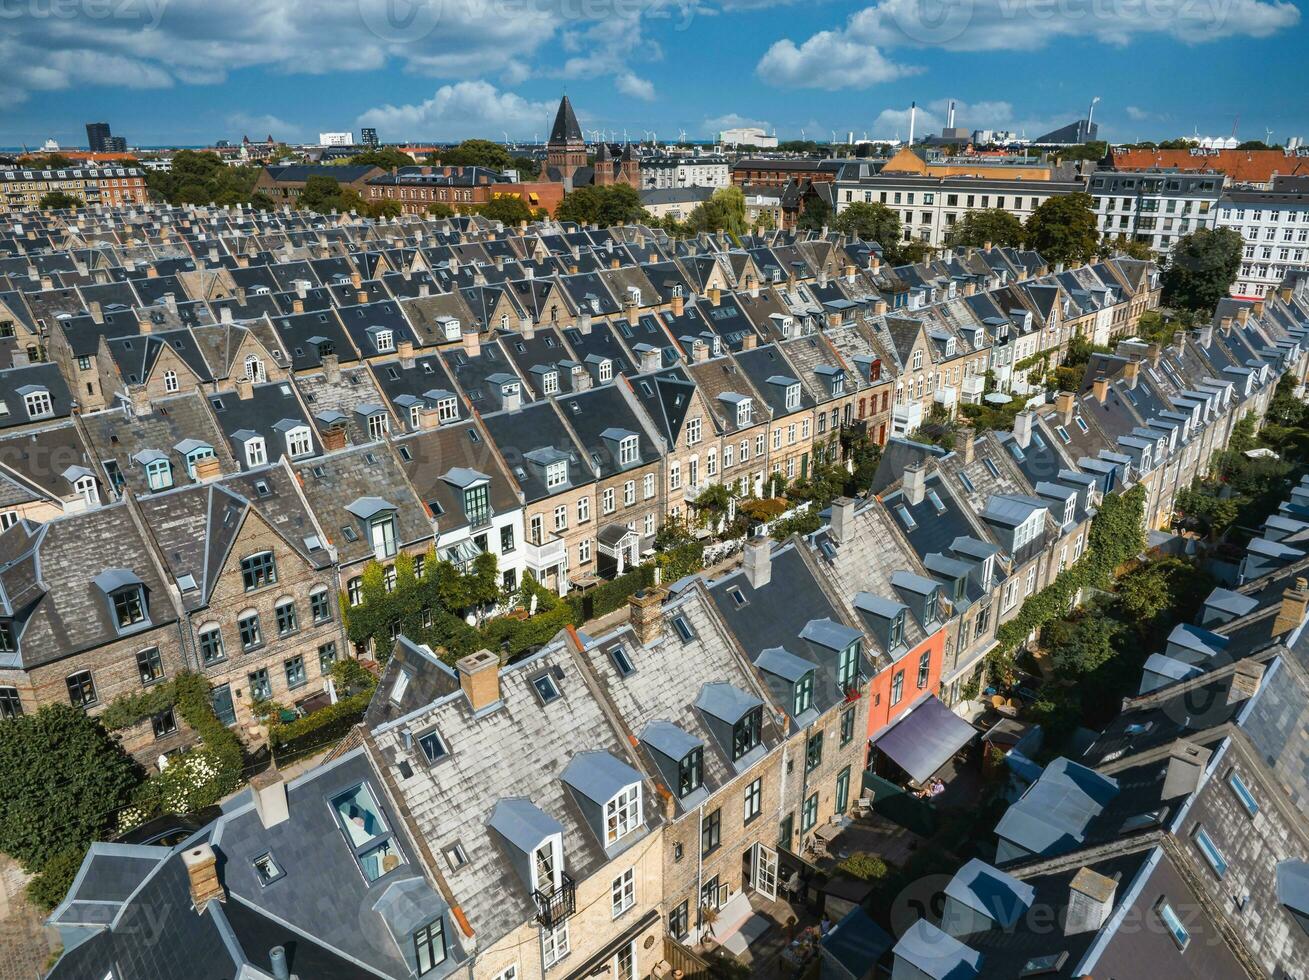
[
  {"x1": 322, "y1": 425, "x2": 347, "y2": 452},
  {"x1": 182, "y1": 843, "x2": 225, "y2": 910},
  {"x1": 1013, "y1": 411, "x2": 1034, "y2": 450},
  {"x1": 1092, "y1": 376, "x2": 1109, "y2": 403},
  {"x1": 292, "y1": 297, "x2": 304, "y2": 314},
  {"x1": 1227, "y1": 660, "x2": 1265, "y2": 704},
  {"x1": 463, "y1": 331, "x2": 481, "y2": 358},
  {"x1": 741, "y1": 332, "x2": 758, "y2": 351},
  {"x1": 743, "y1": 537, "x2": 772, "y2": 589},
  {"x1": 1162, "y1": 740, "x2": 1210, "y2": 799},
  {"x1": 1055, "y1": 391, "x2": 1076, "y2": 424},
  {"x1": 874, "y1": 299, "x2": 888, "y2": 316},
  {"x1": 957, "y1": 426, "x2": 975, "y2": 465},
  {"x1": 1274, "y1": 577, "x2": 1309, "y2": 635},
  {"x1": 235, "y1": 377, "x2": 254, "y2": 400},
  {"x1": 709, "y1": 286, "x2": 721, "y2": 307},
  {"x1": 457, "y1": 649, "x2": 501, "y2": 712},
  {"x1": 671, "y1": 293, "x2": 685, "y2": 317},
  {"x1": 192, "y1": 455, "x2": 223, "y2": 481},
  {"x1": 1123, "y1": 360, "x2": 1140, "y2": 387},
  {"x1": 322, "y1": 352, "x2": 341, "y2": 384},
  {"x1": 397, "y1": 339, "x2": 415, "y2": 368},
  {"x1": 628, "y1": 588, "x2": 667, "y2": 646},
  {"x1": 1236, "y1": 307, "x2": 1249, "y2": 326}
]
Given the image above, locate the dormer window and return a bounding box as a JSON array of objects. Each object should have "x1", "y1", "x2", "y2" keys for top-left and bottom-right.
[
  {"x1": 678, "y1": 748, "x2": 703, "y2": 797},
  {"x1": 599, "y1": 359, "x2": 613, "y2": 383},
  {"x1": 1063, "y1": 499, "x2": 1075, "y2": 525},
  {"x1": 618, "y1": 435, "x2": 638, "y2": 466},
  {"x1": 793, "y1": 671, "x2": 814, "y2": 716},
  {"x1": 605, "y1": 784, "x2": 642, "y2": 844},
  {"x1": 442, "y1": 317, "x2": 462, "y2": 341},
  {"x1": 888, "y1": 610, "x2": 905, "y2": 649},
  {"x1": 374, "y1": 329, "x2": 394, "y2": 353},
  {"x1": 923, "y1": 591, "x2": 938, "y2": 625},
  {"x1": 832, "y1": 374, "x2": 844, "y2": 395},
  {"x1": 736, "y1": 399, "x2": 752, "y2": 426},
  {"x1": 368, "y1": 412, "x2": 390, "y2": 439},
  {"x1": 414, "y1": 918, "x2": 447, "y2": 974},
  {"x1": 145, "y1": 458, "x2": 173, "y2": 492},
  {"x1": 437, "y1": 396, "x2": 458, "y2": 422},
  {"x1": 785, "y1": 384, "x2": 800, "y2": 411},
  {"x1": 371, "y1": 514, "x2": 398, "y2": 558},
  {"x1": 732, "y1": 706, "x2": 763, "y2": 761},
  {"x1": 533, "y1": 839, "x2": 561, "y2": 893},
  {"x1": 543, "y1": 371, "x2": 559, "y2": 395},
  {"x1": 244, "y1": 436, "x2": 267, "y2": 468},
  {"x1": 838, "y1": 641, "x2": 860, "y2": 689},
  {"x1": 184, "y1": 446, "x2": 214, "y2": 478},
  {"x1": 285, "y1": 426, "x2": 312, "y2": 458},
  {"x1": 23, "y1": 389, "x2": 52, "y2": 419},
  {"x1": 463, "y1": 483, "x2": 491, "y2": 528},
  {"x1": 113, "y1": 586, "x2": 146, "y2": 629},
  {"x1": 244, "y1": 354, "x2": 265, "y2": 383},
  {"x1": 546, "y1": 460, "x2": 567, "y2": 489}
]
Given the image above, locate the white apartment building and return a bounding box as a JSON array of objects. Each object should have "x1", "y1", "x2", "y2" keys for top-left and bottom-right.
[
  {"x1": 1215, "y1": 180, "x2": 1309, "y2": 297},
  {"x1": 318, "y1": 132, "x2": 354, "y2": 147},
  {"x1": 1089, "y1": 170, "x2": 1221, "y2": 255},
  {"x1": 832, "y1": 175, "x2": 1083, "y2": 247},
  {"x1": 639, "y1": 154, "x2": 730, "y2": 190},
  {"x1": 719, "y1": 127, "x2": 778, "y2": 148}
]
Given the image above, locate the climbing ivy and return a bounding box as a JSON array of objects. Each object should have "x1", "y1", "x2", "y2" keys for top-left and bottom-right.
[{"x1": 988, "y1": 484, "x2": 1146, "y2": 679}]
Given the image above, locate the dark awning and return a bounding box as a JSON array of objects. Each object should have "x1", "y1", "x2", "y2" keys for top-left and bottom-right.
[
  {"x1": 871, "y1": 695, "x2": 977, "y2": 784},
  {"x1": 561, "y1": 909, "x2": 660, "y2": 980}
]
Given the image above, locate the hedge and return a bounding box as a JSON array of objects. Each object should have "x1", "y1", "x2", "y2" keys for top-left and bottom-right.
[{"x1": 268, "y1": 688, "x2": 374, "y2": 764}]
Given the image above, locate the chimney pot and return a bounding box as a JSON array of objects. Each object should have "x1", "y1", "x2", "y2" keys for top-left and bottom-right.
[
  {"x1": 628, "y1": 588, "x2": 667, "y2": 646},
  {"x1": 462, "y1": 331, "x2": 481, "y2": 358},
  {"x1": 1273, "y1": 578, "x2": 1309, "y2": 636}
]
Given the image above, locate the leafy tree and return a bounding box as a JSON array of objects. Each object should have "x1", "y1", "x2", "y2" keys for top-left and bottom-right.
[
  {"x1": 796, "y1": 197, "x2": 832, "y2": 234},
  {"x1": 557, "y1": 184, "x2": 647, "y2": 227},
  {"x1": 688, "y1": 186, "x2": 749, "y2": 237},
  {"x1": 1054, "y1": 141, "x2": 1108, "y2": 161},
  {"x1": 39, "y1": 190, "x2": 82, "y2": 209},
  {"x1": 512, "y1": 156, "x2": 540, "y2": 177},
  {"x1": 1236, "y1": 140, "x2": 1274, "y2": 150},
  {"x1": 28, "y1": 846, "x2": 87, "y2": 911},
  {"x1": 427, "y1": 202, "x2": 456, "y2": 218},
  {"x1": 944, "y1": 208, "x2": 1023, "y2": 249},
  {"x1": 24, "y1": 153, "x2": 76, "y2": 169},
  {"x1": 345, "y1": 148, "x2": 415, "y2": 170},
  {"x1": 249, "y1": 191, "x2": 277, "y2": 211},
  {"x1": 1103, "y1": 235, "x2": 1153, "y2": 260},
  {"x1": 0, "y1": 705, "x2": 141, "y2": 872},
  {"x1": 897, "y1": 241, "x2": 936, "y2": 265},
  {"x1": 477, "y1": 195, "x2": 537, "y2": 226},
  {"x1": 298, "y1": 174, "x2": 344, "y2": 213},
  {"x1": 1042, "y1": 609, "x2": 1122, "y2": 677},
  {"x1": 834, "y1": 201, "x2": 901, "y2": 246},
  {"x1": 777, "y1": 140, "x2": 821, "y2": 154},
  {"x1": 1024, "y1": 193, "x2": 1100, "y2": 266},
  {"x1": 440, "y1": 139, "x2": 513, "y2": 171},
  {"x1": 146, "y1": 150, "x2": 262, "y2": 206},
  {"x1": 1161, "y1": 227, "x2": 1243, "y2": 315}
]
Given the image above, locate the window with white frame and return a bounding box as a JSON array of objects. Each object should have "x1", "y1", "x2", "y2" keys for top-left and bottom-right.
[
  {"x1": 579, "y1": 538, "x2": 591, "y2": 564},
  {"x1": 602, "y1": 487, "x2": 615, "y2": 514},
  {"x1": 145, "y1": 458, "x2": 173, "y2": 491},
  {"x1": 374, "y1": 329, "x2": 394, "y2": 353},
  {"x1": 437, "y1": 396, "x2": 458, "y2": 422},
  {"x1": 546, "y1": 461, "x2": 567, "y2": 489},
  {"x1": 163, "y1": 370, "x2": 179, "y2": 393},
  {"x1": 553, "y1": 505, "x2": 567, "y2": 531},
  {"x1": 605, "y1": 784, "x2": 641, "y2": 844},
  {"x1": 611, "y1": 867, "x2": 635, "y2": 918},
  {"x1": 623, "y1": 480, "x2": 635, "y2": 506},
  {"x1": 285, "y1": 426, "x2": 312, "y2": 458},
  {"x1": 669, "y1": 461, "x2": 680, "y2": 490},
  {"x1": 244, "y1": 437, "x2": 267, "y2": 468},
  {"x1": 368, "y1": 413, "x2": 390, "y2": 439},
  {"x1": 686, "y1": 417, "x2": 702, "y2": 445},
  {"x1": 618, "y1": 435, "x2": 638, "y2": 465},
  {"x1": 736, "y1": 399, "x2": 752, "y2": 426},
  {"x1": 599, "y1": 360, "x2": 613, "y2": 382},
  {"x1": 23, "y1": 390, "x2": 52, "y2": 419},
  {"x1": 577, "y1": 496, "x2": 590, "y2": 522},
  {"x1": 542, "y1": 371, "x2": 559, "y2": 395},
  {"x1": 542, "y1": 920, "x2": 570, "y2": 968},
  {"x1": 785, "y1": 384, "x2": 800, "y2": 410},
  {"x1": 643, "y1": 473, "x2": 654, "y2": 499}
]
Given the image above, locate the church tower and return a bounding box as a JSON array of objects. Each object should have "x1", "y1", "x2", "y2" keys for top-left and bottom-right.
[{"x1": 544, "y1": 95, "x2": 587, "y2": 182}]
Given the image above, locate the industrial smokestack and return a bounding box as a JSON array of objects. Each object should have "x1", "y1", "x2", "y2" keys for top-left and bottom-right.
[
  {"x1": 908, "y1": 102, "x2": 917, "y2": 145},
  {"x1": 947, "y1": 101, "x2": 956, "y2": 130}
]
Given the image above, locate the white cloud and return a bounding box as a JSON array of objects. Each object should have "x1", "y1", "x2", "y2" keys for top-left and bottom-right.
[
  {"x1": 758, "y1": 0, "x2": 1299, "y2": 89},
  {"x1": 356, "y1": 81, "x2": 556, "y2": 140},
  {"x1": 756, "y1": 31, "x2": 920, "y2": 88},
  {"x1": 615, "y1": 72, "x2": 657, "y2": 101},
  {"x1": 704, "y1": 112, "x2": 772, "y2": 133},
  {"x1": 227, "y1": 113, "x2": 303, "y2": 142},
  {"x1": 1125, "y1": 105, "x2": 1153, "y2": 121}
]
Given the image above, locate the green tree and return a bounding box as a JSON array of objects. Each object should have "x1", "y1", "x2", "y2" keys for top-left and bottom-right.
[
  {"x1": 1042, "y1": 610, "x2": 1122, "y2": 677},
  {"x1": 1103, "y1": 235, "x2": 1153, "y2": 260},
  {"x1": 557, "y1": 184, "x2": 647, "y2": 227},
  {"x1": 688, "y1": 186, "x2": 749, "y2": 237},
  {"x1": 25, "y1": 153, "x2": 76, "y2": 169},
  {"x1": 299, "y1": 174, "x2": 344, "y2": 213},
  {"x1": 39, "y1": 190, "x2": 82, "y2": 209},
  {"x1": 427, "y1": 202, "x2": 456, "y2": 218},
  {"x1": 345, "y1": 148, "x2": 415, "y2": 170},
  {"x1": 0, "y1": 705, "x2": 141, "y2": 872},
  {"x1": 796, "y1": 197, "x2": 832, "y2": 234},
  {"x1": 477, "y1": 195, "x2": 536, "y2": 226},
  {"x1": 1024, "y1": 193, "x2": 1100, "y2": 266},
  {"x1": 249, "y1": 191, "x2": 277, "y2": 211},
  {"x1": 512, "y1": 156, "x2": 540, "y2": 177},
  {"x1": 834, "y1": 201, "x2": 901, "y2": 246},
  {"x1": 440, "y1": 139, "x2": 513, "y2": 171},
  {"x1": 1161, "y1": 227, "x2": 1244, "y2": 316},
  {"x1": 943, "y1": 208, "x2": 1023, "y2": 249},
  {"x1": 146, "y1": 150, "x2": 262, "y2": 206}
]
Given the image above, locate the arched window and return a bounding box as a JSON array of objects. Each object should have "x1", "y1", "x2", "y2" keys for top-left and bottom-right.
[
  {"x1": 163, "y1": 370, "x2": 179, "y2": 393},
  {"x1": 244, "y1": 354, "x2": 265, "y2": 384}
]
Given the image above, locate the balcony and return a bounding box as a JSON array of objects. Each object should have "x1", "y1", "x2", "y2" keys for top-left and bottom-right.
[
  {"x1": 524, "y1": 534, "x2": 566, "y2": 574},
  {"x1": 533, "y1": 871, "x2": 576, "y2": 929}
]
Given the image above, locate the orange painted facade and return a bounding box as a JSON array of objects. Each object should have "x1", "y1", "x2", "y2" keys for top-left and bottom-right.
[{"x1": 864, "y1": 625, "x2": 947, "y2": 740}]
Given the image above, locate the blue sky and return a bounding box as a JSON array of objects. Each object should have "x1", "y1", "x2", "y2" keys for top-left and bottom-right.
[{"x1": 2, "y1": 0, "x2": 1305, "y2": 148}]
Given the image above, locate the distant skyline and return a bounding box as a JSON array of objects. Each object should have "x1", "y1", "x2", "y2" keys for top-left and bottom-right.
[{"x1": 2, "y1": 0, "x2": 1306, "y2": 149}]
